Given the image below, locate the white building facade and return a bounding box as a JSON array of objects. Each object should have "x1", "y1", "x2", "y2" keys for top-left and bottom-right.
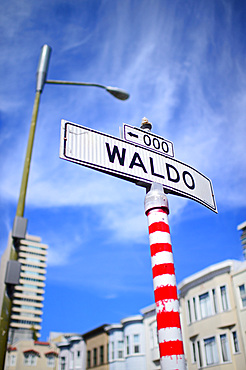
[
  {"x1": 56, "y1": 334, "x2": 86, "y2": 370},
  {"x1": 178, "y1": 259, "x2": 246, "y2": 370},
  {"x1": 106, "y1": 315, "x2": 147, "y2": 370}
]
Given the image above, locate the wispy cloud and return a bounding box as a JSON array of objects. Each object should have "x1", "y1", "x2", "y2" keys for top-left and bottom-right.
[{"x1": 1, "y1": 0, "x2": 245, "y2": 281}]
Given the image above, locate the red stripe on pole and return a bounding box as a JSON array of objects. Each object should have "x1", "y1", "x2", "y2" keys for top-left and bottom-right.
[
  {"x1": 156, "y1": 311, "x2": 181, "y2": 330},
  {"x1": 152, "y1": 263, "x2": 175, "y2": 278},
  {"x1": 150, "y1": 243, "x2": 172, "y2": 256},
  {"x1": 159, "y1": 340, "x2": 184, "y2": 357},
  {"x1": 154, "y1": 285, "x2": 178, "y2": 301},
  {"x1": 149, "y1": 221, "x2": 170, "y2": 234}
]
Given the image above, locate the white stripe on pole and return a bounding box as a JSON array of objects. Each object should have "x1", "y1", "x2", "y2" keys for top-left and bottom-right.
[
  {"x1": 156, "y1": 299, "x2": 180, "y2": 313},
  {"x1": 149, "y1": 231, "x2": 171, "y2": 245},
  {"x1": 153, "y1": 274, "x2": 177, "y2": 290},
  {"x1": 158, "y1": 327, "x2": 183, "y2": 343},
  {"x1": 160, "y1": 355, "x2": 186, "y2": 370}
]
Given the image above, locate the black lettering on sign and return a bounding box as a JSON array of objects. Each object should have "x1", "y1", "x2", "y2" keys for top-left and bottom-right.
[
  {"x1": 150, "y1": 157, "x2": 164, "y2": 179},
  {"x1": 166, "y1": 163, "x2": 180, "y2": 183},
  {"x1": 161, "y1": 141, "x2": 169, "y2": 153},
  {"x1": 106, "y1": 143, "x2": 126, "y2": 166},
  {"x1": 153, "y1": 138, "x2": 160, "y2": 150},
  {"x1": 183, "y1": 171, "x2": 195, "y2": 190},
  {"x1": 143, "y1": 134, "x2": 151, "y2": 146},
  {"x1": 129, "y1": 152, "x2": 147, "y2": 173}
]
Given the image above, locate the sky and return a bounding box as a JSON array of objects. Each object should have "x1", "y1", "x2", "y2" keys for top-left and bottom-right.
[{"x1": 0, "y1": 0, "x2": 246, "y2": 341}]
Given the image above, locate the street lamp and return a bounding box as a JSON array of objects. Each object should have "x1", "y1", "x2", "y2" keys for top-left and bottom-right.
[{"x1": 0, "y1": 44, "x2": 130, "y2": 369}]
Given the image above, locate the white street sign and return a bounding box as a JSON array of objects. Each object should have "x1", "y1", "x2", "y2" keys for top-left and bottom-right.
[
  {"x1": 60, "y1": 120, "x2": 217, "y2": 213},
  {"x1": 123, "y1": 123, "x2": 174, "y2": 157}
]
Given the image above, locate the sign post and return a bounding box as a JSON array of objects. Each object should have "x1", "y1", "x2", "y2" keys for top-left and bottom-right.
[
  {"x1": 145, "y1": 183, "x2": 185, "y2": 370},
  {"x1": 60, "y1": 117, "x2": 217, "y2": 370}
]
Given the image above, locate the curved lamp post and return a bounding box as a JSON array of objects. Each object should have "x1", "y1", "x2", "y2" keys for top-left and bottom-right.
[{"x1": 0, "y1": 44, "x2": 129, "y2": 369}]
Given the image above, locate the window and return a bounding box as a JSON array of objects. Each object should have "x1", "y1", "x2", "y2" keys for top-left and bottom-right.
[
  {"x1": 220, "y1": 286, "x2": 229, "y2": 311},
  {"x1": 191, "y1": 341, "x2": 196, "y2": 363},
  {"x1": 47, "y1": 355, "x2": 55, "y2": 367},
  {"x1": 100, "y1": 345, "x2": 104, "y2": 364},
  {"x1": 187, "y1": 299, "x2": 192, "y2": 323},
  {"x1": 150, "y1": 321, "x2": 158, "y2": 349},
  {"x1": 61, "y1": 356, "x2": 66, "y2": 370},
  {"x1": 199, "y1": 292, "x2": 211, "y2": 318},
  {"x1": 193, "y1": 297, "x2": 197, "y2": 320},
  {"x1": 118, "y1": 340, "x2": 124, "y2": 358},
  {"x1": 197, "y1": 341, "x2": 203, "y2": 368},
  {"x1": 126, "y1": 336, "x2": 130, "y2": 355},
  {"x1": 220, "y1": 334, "x2": 230, "y2": 362},
  {"x1": 212, "y1": 289, "x2": 218, "y2": 313},
  {"x1": 87, "y1": 351, "x2": 91, "y2": 368},
  {"x1": 111, "y1": 342, "x2": 115, "y2": 360},
  {"x1": 204, "y1": 337, "x2": 218, "y2": 366},
  {"x1": 75, "y1": 350, "x2": 81, "y2": 367},
  {"x1": 10, "y1": 354, "x2": 16, "y2": 366},
  {"x1": 70, "y1": 352, "x2": 74, "y2": 368},
  {"x1": 239, "y1": 284, "x2": 246, "y2": 308},
  {"x1": 93, "y1": 348, "x2": 97, "y2": 366},
  {"x1": 133, "y1": 334, "x2": 140, "y2": 353},
  {"x1": 232, "y1": 331, "x2": 240, "y2": 353},
  {"x1": 24, "y1": 352, "x2": 38, "y2": 366}
]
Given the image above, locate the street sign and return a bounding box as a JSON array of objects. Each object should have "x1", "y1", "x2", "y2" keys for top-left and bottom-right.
[
  {"x1": 123, "y1": 123, "x2": 174, "y2": 157},
  {"x1": 60, "y1": 120, "x2": 217, "y2": 213}
]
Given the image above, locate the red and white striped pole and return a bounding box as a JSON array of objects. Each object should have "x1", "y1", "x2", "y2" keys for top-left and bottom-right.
[{"x1": 145, "y1": 183, "x2": 186, "y2": 370}]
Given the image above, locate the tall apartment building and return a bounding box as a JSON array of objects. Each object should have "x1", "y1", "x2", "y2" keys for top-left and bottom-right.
[
  {"x1": 0, "y1": 232, "x2": 48, "y2": 344},
  {"x1": 178, "y1": 259, "x2": 246, "y2": 370}
]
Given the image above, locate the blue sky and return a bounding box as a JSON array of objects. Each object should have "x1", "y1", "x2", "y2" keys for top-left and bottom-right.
[{"x1": 0, "y1": 0, "x2": 245, "y2": 341}]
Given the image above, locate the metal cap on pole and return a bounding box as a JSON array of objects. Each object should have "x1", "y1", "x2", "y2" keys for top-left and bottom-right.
[{"x1": 36, "y1": 44, "x2": 52, "y2": 92}]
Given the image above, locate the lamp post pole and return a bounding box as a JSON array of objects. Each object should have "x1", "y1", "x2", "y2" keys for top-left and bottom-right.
[{"x1": 0, "y1": 44, "x2": 129, "y2": 369}]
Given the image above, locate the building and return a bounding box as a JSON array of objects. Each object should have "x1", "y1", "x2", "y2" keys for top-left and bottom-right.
[
  {"x1": 4, "y1": 339, "x2": 58, "y2": 369},
  {"x1": 178, "y1": 259, "x2": 246, "y2": 369},
  {"x1": 56, "y1": 334, "x2": 86, "y2": 370},
  {"x1": 140, "y1": 304, "x2": 160, "y2": 370},
  {"x1": 0, "y1": 232, "x2": 48, "y2": 343},
  {"x1": 106, "y1": 314, "x2": 148, "y2": 370},
  {"x1": 83, "y1": 324, "x2": 109, "y2": 370},
  {"x1": 237, "y1": 221, "x2": 246, "y2": 259}
]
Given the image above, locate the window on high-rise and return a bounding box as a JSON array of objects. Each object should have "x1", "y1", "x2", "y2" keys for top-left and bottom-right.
[
  {"x1": 239, "y1": 284, "x2": 246, "y2": 308},
  {"x1": 204, "y1": 337, "x2": 218, "y2": 366},
  {"x1": 220, "y1": 286, "x2": 229, "y2": 311},
  {"x1": 199, "y1": 292, "x2": 211, "y2": 318},
  {"x1": 220, "y1": 334, "x2": 230, "y2": 362}
]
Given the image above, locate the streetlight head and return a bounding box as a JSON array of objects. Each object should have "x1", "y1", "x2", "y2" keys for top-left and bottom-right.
[
  {"x1": 36, "y1": 44, "x2": 52, "y2": 92},
  {"x1": 106, "y1": 86, "x2": 130, "y2": 100}
]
